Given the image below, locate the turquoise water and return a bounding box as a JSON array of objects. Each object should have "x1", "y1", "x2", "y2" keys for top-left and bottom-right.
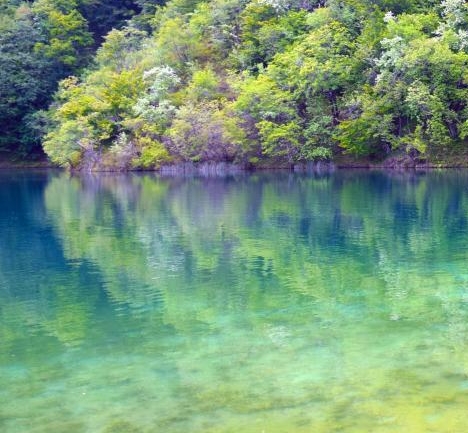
[{"x1": 2, "y1": 169, "x2": 468, "y2": 432}]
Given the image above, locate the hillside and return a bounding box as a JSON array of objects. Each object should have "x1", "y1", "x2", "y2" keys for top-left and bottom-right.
[{"x1": 1, "y1": 0, "x2": 468, "y2": 169}]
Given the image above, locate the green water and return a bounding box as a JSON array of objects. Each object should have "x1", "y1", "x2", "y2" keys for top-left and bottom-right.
[{"x1": 2, "y1": 170, "x2": 468, "y2": 432}]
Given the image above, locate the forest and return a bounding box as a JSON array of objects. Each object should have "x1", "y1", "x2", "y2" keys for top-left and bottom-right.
[{"x1": 1, "y1": 0, "x2": 468, "y2": 169}]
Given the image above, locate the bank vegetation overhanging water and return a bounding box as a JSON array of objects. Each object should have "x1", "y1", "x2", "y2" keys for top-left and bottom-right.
[
  {"x1": 4, "y1": 151, "x2": 468, "y2": 175},
  {"x1": 1, "y1": 0, "x2": 468, "y2": 170}
]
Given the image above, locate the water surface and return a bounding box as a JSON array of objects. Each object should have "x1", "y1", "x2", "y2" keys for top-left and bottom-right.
[{"x1": 2, "y1": 169, "x2": 468, "y2": 432}]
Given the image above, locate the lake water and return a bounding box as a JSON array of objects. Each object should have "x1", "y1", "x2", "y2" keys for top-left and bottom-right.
[{"x1": 2, "y1": 169, "x2": 468, "y2": 432}]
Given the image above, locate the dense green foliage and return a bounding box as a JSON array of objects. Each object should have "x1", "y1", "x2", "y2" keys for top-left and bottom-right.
[
  {"x1": 1, "y1": 0, "x2": 468, "y2": 166},
  {"x1": 0, "y1": 0, "x2": 147, "y2": 157}
]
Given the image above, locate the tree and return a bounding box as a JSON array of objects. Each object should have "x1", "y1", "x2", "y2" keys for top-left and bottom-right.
[
  {"x1": 0, "y1": 6, "x2": 56, "y2": 156},
  {"x1": 32, "y1": 0, "x2": 94, "y2": 72}
]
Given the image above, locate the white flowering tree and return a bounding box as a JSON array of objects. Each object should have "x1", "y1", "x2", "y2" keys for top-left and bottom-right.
[{"x1": 133, "y1": 66, "x2": 180, "y2": 129}]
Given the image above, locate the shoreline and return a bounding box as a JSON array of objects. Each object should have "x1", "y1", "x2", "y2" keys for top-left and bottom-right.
[{"x1": 3, "y1": 155, "x2": 468, "y2": 172}]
